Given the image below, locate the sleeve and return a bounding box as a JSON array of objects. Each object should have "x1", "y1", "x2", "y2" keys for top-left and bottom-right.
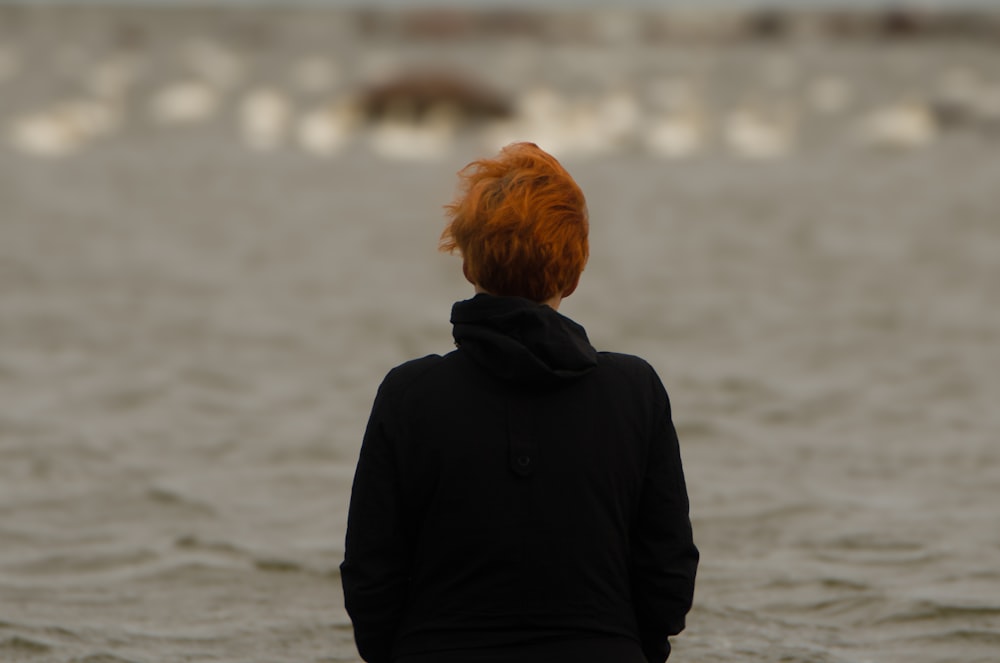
[
  {"x1": 630, "y1": 374, "x2": 699, "y2": 663},
  {"x1": 340, "y1": 380, "x2": 411, "y2": 663}
]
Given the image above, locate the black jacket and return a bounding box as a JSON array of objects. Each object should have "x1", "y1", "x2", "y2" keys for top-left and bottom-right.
[{"x1": 341, "y1": 294, "x2": 698, "y2": 663}]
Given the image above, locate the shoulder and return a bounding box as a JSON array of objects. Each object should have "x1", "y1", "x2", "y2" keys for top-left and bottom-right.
[
  {"x1": 380, "y1": 354, "x2": 447, "y2": 394},
  {"x1": 595, "y1": 351, "x2": 672, "y2": 405},
  {"x1": 596, "y1": 351, "x2": 660, "y2": 381}
]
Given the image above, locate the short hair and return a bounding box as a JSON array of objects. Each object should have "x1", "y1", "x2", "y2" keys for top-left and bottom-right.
[{"x1": 440, "y1": 142, "x2": 589, "y2": 303}]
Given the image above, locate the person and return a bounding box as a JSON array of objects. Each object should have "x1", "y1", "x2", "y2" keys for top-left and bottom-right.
[{"x1": 340, "y1": 142, "x2": 698, "y2": 663}]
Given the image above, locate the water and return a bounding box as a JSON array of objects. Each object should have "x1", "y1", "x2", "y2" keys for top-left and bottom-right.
[{"x1": 1, "y1": 7, "x2": 999, "y2": 662}]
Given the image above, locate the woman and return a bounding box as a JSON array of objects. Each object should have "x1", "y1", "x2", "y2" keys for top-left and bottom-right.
[{"x1": 341, "y1": 142, "x2": 698, "y2": 663}]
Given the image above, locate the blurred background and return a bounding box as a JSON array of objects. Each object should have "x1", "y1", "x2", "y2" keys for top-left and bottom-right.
[{"x1": 1, "y1": 1, "x2": 999, "y2": 662}]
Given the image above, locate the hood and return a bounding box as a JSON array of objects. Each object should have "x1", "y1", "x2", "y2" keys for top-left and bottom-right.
[{"x1": 451, "y1": 293, "x2": 598, "y2": 384}]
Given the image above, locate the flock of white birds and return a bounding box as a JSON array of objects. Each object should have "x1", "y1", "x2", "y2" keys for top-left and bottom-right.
[{"x1": 2, "y1": 34, "x2": 999, "y2": 162}]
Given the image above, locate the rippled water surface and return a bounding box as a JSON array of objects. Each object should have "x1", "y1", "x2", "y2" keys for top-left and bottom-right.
[{"x1": 2, "y1": 8, "x2": 999, "y2": 662}]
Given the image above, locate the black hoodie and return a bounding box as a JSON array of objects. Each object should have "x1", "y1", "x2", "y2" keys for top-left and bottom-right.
[{"x1": 341, "y1": 294, "x2": 698, "y2": 663}]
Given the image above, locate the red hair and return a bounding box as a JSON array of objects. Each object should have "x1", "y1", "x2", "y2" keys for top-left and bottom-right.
[{"x1": 440, "y1": 142, "x2": 589, "y2": 303}]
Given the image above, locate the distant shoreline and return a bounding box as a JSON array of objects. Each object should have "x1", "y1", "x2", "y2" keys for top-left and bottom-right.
[{"x1": 2, "y1": 3, "x2": 1000, "y2": 43}]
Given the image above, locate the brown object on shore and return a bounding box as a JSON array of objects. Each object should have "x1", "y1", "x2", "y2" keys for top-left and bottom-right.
[
  {"x1": 357, "y1": 71, "x2": 514, "y2": 123},
  {"x1": 747, "y1": 10, "x2": 789, "y2": 40},
  {"x1": 880, "y1": 9, "x2": 925, "y2": 37}
]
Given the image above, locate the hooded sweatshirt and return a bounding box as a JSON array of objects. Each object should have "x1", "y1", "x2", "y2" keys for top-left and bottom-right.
[{"x1": 341, "y1": 294, "x2": 698, "y2": 663}]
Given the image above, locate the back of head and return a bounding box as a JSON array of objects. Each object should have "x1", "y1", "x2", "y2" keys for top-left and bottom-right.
[{"x1": 440, "y1": 142, "x2": 589, "y2": 303}]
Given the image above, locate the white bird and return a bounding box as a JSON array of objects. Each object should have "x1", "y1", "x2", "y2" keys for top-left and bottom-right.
[
  {"x1": 554, "y1": 103, "x2": 620, "y2": 158},
  {"x1": 642, "y1": 78, "x2": 709, "y2": 158},
  {"x1": 516, "y1": 85, "x2": 565, "y2": 128},
  {"x1": 724, "y1": 106, "x2": 797, "y2": 159},
  {"x1": 149, "y1": 81, "x2": 220, "y2": 125},
  {"x1": 645, "y1": 108, "x2": 706, "y2": 159},
  {"x1": 596, "y1": 88, "x2": 642, "y2": 148},
  {"x1": 487, "y1": 85, "x2": 570, "y2": 155},
  {"x1": 297, "y1": 102, "x2": 359, "y2": 157},
  {"x1": 8, "y1": 98, "x2": 120, "y2": 157},
  {"x1": 9, "y1": 114, "x2": 82, "y2": 157},
  {"x1": 368, "y1": 103, "x2": 457, "y2": 162},
  {"x1": 855, "y1": 102, "x2": 937, "y2": 151},
  {"x1": 487, "y1": 86, "x2": 621, "y2": 160},
  {"x1": 239, "y1": 87, "x2": 292, "y2": 151}
]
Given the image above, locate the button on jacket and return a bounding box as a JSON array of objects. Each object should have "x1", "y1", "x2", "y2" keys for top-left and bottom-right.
[{"x1": 341, "y1": 293, "x2": 698, "y2": 663}]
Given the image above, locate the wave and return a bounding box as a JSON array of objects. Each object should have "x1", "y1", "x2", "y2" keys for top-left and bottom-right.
[
  {"x1": 145, "y1": 487, "x2": 217, "y2": 515},
  {"x1": 1, "y1": 548, "x2": 160, "y2": 576},
  {"x1": 71, "y1": 655, "x2": 142, "y2": 663},
  {"x1": 0, "y1": 635, "x2": 52, "y2": 654},
  {"x1": 874, "y1": 600, "x2": 1000, "y2": 624},
  {"x1": 912, "y1": 629, "x2": 1000, "y2": 645}
]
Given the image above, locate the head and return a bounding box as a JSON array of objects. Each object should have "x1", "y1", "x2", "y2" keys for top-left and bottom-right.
[{"x1": 440, "y1": 142, "x2": 589, "y2": 304}]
